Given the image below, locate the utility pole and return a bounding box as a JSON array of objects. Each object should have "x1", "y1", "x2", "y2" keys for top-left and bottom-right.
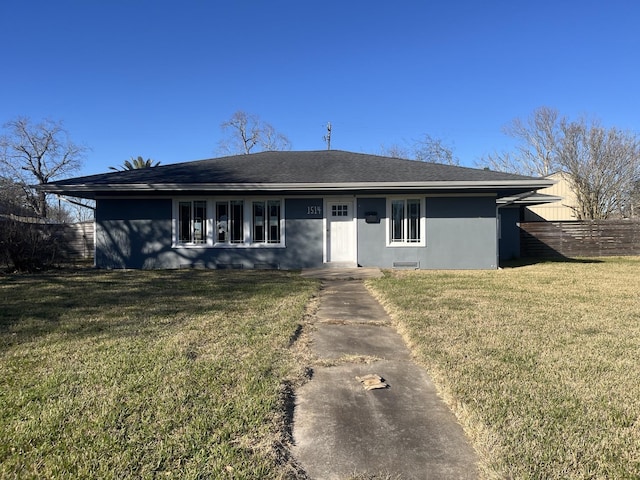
[{"x1": 323, "y1": 122, "x2": 332, "y2": 150}]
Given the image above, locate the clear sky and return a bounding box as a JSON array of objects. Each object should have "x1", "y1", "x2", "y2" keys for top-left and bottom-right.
[{"x1": 1, "y1": 0, "x2": 639, "y2": 176}]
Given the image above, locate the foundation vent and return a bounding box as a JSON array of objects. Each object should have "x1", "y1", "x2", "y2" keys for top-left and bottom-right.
[
  {"x1": 393, "y1": 261, "x2": 419, "y2": 269},
  {"x1": 179, "y1": 262, "x2": 207, "y2": 269},
  {"x1": 216, "y1": 263, "x2": 244, "y2": 270},
  {"x1": 254, "y1": 263, "x2": 280, "y2": 270}
]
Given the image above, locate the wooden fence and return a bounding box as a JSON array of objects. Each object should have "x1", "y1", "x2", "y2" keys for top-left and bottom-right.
[
  {"x1": 520, "y1": 220, "x2": 640, "y2": 257},
  {"x1": 50, "y1": 221, "x2": 94, "y2": 261},
  {"x1": 1, "y1": 218, "x2": 94, "y2": 269}
]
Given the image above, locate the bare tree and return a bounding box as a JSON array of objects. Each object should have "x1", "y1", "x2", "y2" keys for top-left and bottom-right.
[
  {"x1": 381, "y1": 134, "x2": 459, "y2": 165},
  {"x1": 260, "y1": 122, "x2": 291, "y2": 152},
  {"x1": 0, "y1": 117, "x2": 87, "y2": 219},
  {"x1": 379, "y1": 142, "x2": 411, "y2": 159},
  {"x1": 480, "y1": 106, "x2": 561, "y2": 176},
  {"x1": 0, "y1": 176, "x2": 32, "y2": 216},
  {"x1": 217, "y1": 111, "x2": 291, "y2": 155},
  {"x1": 481, "y1": 151, "x2": 524, "y2": 174},
  {"x1": 480, "y1": 107, "x2": 640, "y2": 219},
  {"x1": 558, "y1": 119, "x2": 640, "y2": 219},
  {"x1": 630, "y1": 180, "x2": 640, "y2": 218},
  {"x1": 109, "y1": 156, "x2": 160, "y2": 171},
  {"x1": 413, "y1": 134, "x2": 459, "y2": 165}
]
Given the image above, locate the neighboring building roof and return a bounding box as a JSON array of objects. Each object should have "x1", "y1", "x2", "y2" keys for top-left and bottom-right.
[
  {"x1": 525, "y1": 170, "x2": 578, "y2": 221},
  {"x1": 41, "y1": 150, "x2": 553, "y2": 199},
  {"x1": 497, "y1": 192, "x2": 563, "y2": 206}
]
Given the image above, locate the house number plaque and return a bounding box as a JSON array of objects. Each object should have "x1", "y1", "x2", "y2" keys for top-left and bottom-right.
[{"x1": 306, "y1": 206, "x2": 322, "y2": 215}]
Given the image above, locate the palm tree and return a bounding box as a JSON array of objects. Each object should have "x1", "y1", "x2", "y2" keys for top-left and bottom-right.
[{"x1": 109, "y1": 156, "x2": 160, "y2": 171}]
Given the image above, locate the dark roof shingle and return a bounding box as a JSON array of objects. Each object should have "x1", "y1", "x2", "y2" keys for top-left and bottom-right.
[{"x1": 49, "y1": 150, "x2": 542, "y2": 185}]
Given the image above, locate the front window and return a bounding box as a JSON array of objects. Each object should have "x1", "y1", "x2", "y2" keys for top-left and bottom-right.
[
  {"x1": 253, "y1": 200, "x2": 281, "y2": 243},
  {"x1": 216, "y1": 200, "x2": 244, "y2": 243},
  {"x1": 179, "y1": 200, "x2": 207, "y2": 244},
  {"x1": 389, "y1": 198, "x2": 424, "y2": 245},
  {"x1": 174, "y1": 198, "x2": 283, "y2": 247}
]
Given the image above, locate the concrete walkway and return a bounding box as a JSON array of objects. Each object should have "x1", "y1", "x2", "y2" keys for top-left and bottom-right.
[{"x1": 292, "y1": 272, "x2": 479, "y2": 480}]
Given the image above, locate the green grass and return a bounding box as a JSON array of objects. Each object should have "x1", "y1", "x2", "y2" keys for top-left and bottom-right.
[
  {"x1": 368, "y1": 257, "x2": 640, "y2": 479},
  {"x1": 3, "y1": 260, "x2": 640, "y2": 479},
  {"x1": 0, "y1": 270, "x2": 318, "y2": 479}
]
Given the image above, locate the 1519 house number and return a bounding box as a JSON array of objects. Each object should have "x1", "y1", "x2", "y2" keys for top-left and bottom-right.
[{"x1": 307, "y1": 206, "x2": 322, "y2": 215}]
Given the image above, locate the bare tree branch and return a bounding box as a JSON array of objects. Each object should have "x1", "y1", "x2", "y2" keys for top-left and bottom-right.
[
  {"x1": 479, "y1": 107, "x2": 640, "y2": 219},
  {"x1": 216, "y1": 111, "x2": 291, "y2": 155},
  {"x1": 558, "y1": 118, "x2": 640, "y2": 219},
  {"x1": 0, "y1": 117, "x2": 87, "y2": 219},
  {"x1": 379, "y1": 143, "x2": 411, "y2": 159},
  {"x1": 380, "y1": 134, "x2": 459, "y2": 165},
  {"x1": 261, "y1": 122, "x2": 291, "y2": 152},
  {"x1": 412, "y1": 134, "x2": 459, "y2": 165},
  {"x1": 478, "y1": 106, "x2": 561, "y2": 176}
]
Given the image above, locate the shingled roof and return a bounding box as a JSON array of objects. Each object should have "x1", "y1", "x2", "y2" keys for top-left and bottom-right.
[{"x1": 42, "y1": 150, "x2": 552, "y2": 199}]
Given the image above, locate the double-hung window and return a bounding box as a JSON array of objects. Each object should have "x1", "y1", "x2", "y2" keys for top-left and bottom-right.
[
  {"x1": 389, "y1": 198, "x2": 425, "y2": 245},
  {"x1": 216, "y1": 200, "x2": 244, "y2": 244},
  {"x1": 178, "y1": 200, "x2": 207, "y2": 244},
  {"x1": 252, "y1": 200, "x2": 281, "y2": 243}
]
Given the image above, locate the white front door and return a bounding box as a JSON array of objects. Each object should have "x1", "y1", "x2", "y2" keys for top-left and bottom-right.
[{"x1": 326, "y1": 200, "x2": 356, "y2": 264}]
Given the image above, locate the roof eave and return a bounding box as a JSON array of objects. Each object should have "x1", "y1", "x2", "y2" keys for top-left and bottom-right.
[
  {"x1": 498, "y1": 193, "x2": 563, "y2": 206},
  {"x1": 41, "y1": 179, "x2": 554, "y2": 195}
]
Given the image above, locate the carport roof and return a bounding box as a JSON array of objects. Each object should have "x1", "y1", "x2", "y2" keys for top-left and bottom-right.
[{"x1": 41, "y1": 150, "x2": 553, "y2": 199}]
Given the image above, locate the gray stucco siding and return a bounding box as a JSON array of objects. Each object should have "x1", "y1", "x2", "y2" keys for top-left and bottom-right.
[
  {"x1": 498, "y1": 206, "x2": 521, "y2": 262},
  {"x1": 95, "y1": 197, "x2": 325, "y2": 270},
  {"x1": 356, "y1": 198, "x2": 388, "y2": 267},
  {"x1": 425, "y1": 197, "x2": 498, "y2": 269},
  {"x1": 96, "y1": 198, "x2": 173, "y2": 269},
  {"x1": 356, "y1": 196, "x2": 498, "y2": 269},
  {"x1": 95, "y1": 195, "x2": 500, "y2": 270},
  {"x1": 280, "y1": 198, "x2": 324, "y2": 268}
]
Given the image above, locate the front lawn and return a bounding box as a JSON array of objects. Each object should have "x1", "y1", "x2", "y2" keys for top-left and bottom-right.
[
  {"x1": 0, "y1": 270, "x2": 318, "y2": 479},
  {"x1": 3, "y1": 259, "x2": 639, "y2": 479},
  {"x1": 368, "y1": 257, "x2": 640, "y2": 479}
]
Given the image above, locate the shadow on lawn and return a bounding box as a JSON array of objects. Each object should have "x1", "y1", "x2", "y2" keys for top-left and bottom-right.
[
  {"x1": 0, "y1": 269, "x2": 312, "y2": 349},
  {"x1": 500, "y1": 257, "x2": 605, "y2": 268}
]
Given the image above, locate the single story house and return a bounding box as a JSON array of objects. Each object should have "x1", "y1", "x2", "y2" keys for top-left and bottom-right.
[{"x1": 41, "y1": 150, "x2": 553, "y2": 270}]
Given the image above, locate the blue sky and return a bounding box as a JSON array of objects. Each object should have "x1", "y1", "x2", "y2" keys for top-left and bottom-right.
[{"x1": 1, "y1": 0, "x2": 639, "y2": 176}]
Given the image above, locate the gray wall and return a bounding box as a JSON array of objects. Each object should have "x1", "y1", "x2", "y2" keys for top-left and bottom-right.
[
  {"x1": 357, "y1": 196, "x2": 498, "y2": 269},
  {"x1": 498, "y1": 206, "x2": 521, "y2": 262},
  {"x1": 96, "y1": 198, "x2": 173, "y2": 269},
  {"x1": 96, "y1": 195, "x2": 499, "y2": 270},
  {"x1": 95, "y1": 198, "x2": 324, "y2": 269},
  {"x1": 278, "y1": 198, "x2": 324, "y2": 268}
]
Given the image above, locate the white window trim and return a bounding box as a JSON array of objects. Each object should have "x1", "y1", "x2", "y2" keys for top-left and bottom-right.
[
  {"x1": 385, "y1": 196, "x2": 426, "y2": 247},
  {"x1": 173, "y1": 198, "x2": 211, "y2": 247},
  {"x1": 172, "y1": 197, "x2": 285, "y2": 248}
]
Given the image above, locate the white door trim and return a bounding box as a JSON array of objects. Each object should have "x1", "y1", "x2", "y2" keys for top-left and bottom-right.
[{"x1": 323, "y1": 198, "x2": 357, "y2": 265}]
